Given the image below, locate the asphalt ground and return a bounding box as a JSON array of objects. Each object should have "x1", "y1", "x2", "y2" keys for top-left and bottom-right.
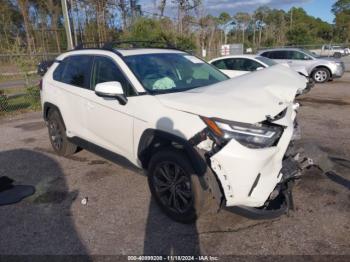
[{"x1": 0, "y1": 73, "x2": 349, "y2": 259}]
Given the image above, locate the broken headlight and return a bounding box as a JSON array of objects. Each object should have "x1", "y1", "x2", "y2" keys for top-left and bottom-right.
[{"x1": 202, "y1": 117, "x2": 283, "y2": 149}]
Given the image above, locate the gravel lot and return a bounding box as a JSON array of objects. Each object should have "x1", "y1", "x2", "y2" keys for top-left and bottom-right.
[{"x1": 0, "y1": 73, "x2": 349, "y2": 258}]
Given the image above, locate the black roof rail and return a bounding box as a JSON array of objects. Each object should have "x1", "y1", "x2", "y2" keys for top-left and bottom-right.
[
  {"x1": 75, "y1": 40, "x2": 178, "y2": 50},
  {"x1": 74, "y1": 42, "x2": 113, "y2": 50},
  {"x1": 103, "y1": 40, "x2": 177, "y2": 50},
  {"x1": 73, "y1": 40, "x2": 182, "y2": 57}
]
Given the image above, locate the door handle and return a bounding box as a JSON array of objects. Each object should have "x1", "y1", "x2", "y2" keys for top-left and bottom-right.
[{"x1": 287, "y1": 61, "x2": 293, "y2": 64}]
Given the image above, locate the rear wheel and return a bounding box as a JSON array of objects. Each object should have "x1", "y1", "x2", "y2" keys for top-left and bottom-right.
[
  {"x1": 47, "y1": 109, "x2": 78, "y2": 156},
  {"x1": 312, "y1": 68, "x2": 330, "y2": 83},
  {"x1": 147, "y1": 149, "x2": 207, "y2": 223}
]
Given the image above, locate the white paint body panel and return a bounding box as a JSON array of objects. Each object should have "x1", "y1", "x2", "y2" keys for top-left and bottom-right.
[
  {"x1": 210, "y1": 105, "x2": 295, "y2": 207},
  {"x1": 156, "y1": 64, "x2": 306, "y2": 123}
]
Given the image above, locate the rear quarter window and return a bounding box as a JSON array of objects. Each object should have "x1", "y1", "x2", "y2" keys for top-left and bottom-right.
[
  {"x1": 53, "y1": 60, "x2": 66, "y2": 81},
  {"x1": 260, "y1": 52, "x2": 271, "y2": 58},
  {"x1": 212, "y1": 59, "x2": 228, "y2": 70}
]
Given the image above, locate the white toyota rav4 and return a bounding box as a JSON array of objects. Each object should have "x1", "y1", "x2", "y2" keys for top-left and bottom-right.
[{"x1": 40, "y1": 43, "x2": 308, "y2": 223}]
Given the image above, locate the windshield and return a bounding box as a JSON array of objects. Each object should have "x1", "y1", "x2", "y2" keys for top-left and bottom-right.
[
  {"x1": 255, "y1": 56, "x2": 277, "y2": 66},
  {"x1": 301, "y1": 49, "x2": 319, "y2": 58},
  {"x1": 123, "y1": 53, "x2": 229, "y2": 94}
]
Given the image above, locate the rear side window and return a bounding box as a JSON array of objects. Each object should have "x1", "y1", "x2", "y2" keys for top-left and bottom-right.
[
  {"x1": 260, "y1": 51, "x2": 271, "y2": 58},
  {"x1": 91, "y1": 56, "x2": 136, "y2": 96},
  {"x1": 212, "y1": 59, "x2": 228, "y2": 70},
  {"x1": 53, "y1": 55, "x2": 93, "y2": 89},
  {"x1": 217, "y1": 58, "x2": 262, "y2": 71},
  {"x1": 262, "y1": 51, "x2": 287, "y2": 60},
  {"x1": 53, "y1": 60, "x2": 66, "y2": 81}
]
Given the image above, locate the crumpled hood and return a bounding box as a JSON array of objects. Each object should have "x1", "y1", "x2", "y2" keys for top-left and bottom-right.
[{"x1": 156, "y1": 64, "x2": 306, "y2": 123}]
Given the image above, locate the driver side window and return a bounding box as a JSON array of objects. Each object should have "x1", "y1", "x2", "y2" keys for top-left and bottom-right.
[
  {"x1": 289, "y1": 51, "x2": 310, "y2": 60},
  {"x1": 91, "y1": 56, "x2": 136, "y2": 96}
]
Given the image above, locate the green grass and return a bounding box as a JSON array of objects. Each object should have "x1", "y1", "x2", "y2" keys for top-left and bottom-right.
[
  {"x1": 2, "y1": 87, "x2": 27, "y2": 95},
  {"x1": 0, "y1": 86, "x2": 41, "y2": 117},
  {"x1": 7, "y1": 95, "x2": 31, "y2": 110}
]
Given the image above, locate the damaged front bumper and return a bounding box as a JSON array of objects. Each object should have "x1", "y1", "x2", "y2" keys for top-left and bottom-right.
[
  {"x1": 224, "y1": 156, "x2": 302, "y2": 220},
  {"x1": 195, "y1": 105, "x2": 310, "y2": 219}
]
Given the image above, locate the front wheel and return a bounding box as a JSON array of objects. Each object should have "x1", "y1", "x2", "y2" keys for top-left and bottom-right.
[
  {"x1": 333, "y1": 52, "x2": 342, "y2": 59},
  {"x1": 147, "y1": 149, "x2": 207, "y2": 223},
  {"x1": 312, "y1": 68, "x2": 330, "y2": 83}
]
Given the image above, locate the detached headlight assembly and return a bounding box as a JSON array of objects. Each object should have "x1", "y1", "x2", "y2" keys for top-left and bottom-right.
[{"x1": 202, "y1": 117, "x2": 283, "y2": 149}]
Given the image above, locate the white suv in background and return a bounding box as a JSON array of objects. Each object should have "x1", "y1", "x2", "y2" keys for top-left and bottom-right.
[
  {"x1": 258, "y1": 48, "x2": 345, "y2": 83},
  {"x1": 41, "y1": 43, "x2": 308, "y2": 223},
  {"x1": 208, "y1": 55, "x2": 313, "y2": 94}
]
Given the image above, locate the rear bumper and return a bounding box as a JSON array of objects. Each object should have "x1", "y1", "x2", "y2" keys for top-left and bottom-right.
[{"x1": 332, "y1": 64, "x2": 345, "y2": 78}]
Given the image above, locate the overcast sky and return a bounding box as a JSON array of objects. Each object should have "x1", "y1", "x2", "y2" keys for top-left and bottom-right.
[{"x1": 140, "y1": 0, "x2": 336, "y2": 23}]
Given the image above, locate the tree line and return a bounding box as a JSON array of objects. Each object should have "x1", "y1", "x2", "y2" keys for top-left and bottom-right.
[{"x1": 0, "y1": 0, "x2": 349, "y2": 56}]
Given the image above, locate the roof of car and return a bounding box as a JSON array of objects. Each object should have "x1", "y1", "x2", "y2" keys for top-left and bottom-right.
[
  {"x1": 209, "y1": 54, "x2": 260, "y2": 63},
  {"x1": 258, "y1": 47, "x2": 303, "y2": 53},
  {"x1": 62, "y1": 48, "x2": 187, "y2": 58}
]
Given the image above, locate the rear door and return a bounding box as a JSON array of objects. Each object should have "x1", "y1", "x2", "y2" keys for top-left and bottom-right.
[{"x1": 51, "y1": 55, "x2": 93, "y2": 138}]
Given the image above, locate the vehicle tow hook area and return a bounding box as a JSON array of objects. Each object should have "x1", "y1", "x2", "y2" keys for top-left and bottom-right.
[
  {"x1": 225, "y1": 155, "x2": 307, "y2": 220},
  {"x1": 225, "y1": 180, "x2": 293, "y2": 220}
]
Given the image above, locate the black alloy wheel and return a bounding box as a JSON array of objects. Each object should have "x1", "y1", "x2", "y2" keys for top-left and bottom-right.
[{"x1": 152, "y1": 161, "x2": 194, "y2": 214}]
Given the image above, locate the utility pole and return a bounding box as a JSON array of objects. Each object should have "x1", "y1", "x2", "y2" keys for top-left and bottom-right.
[
  {"x1": 61, "y1": 0, "x2": 73, "y2": 50},
  {"x1": 70, "y1": 0, "x2": 78, "y2": 47},
  {"x1": 290, "y1": 8, "x2": 293, "y2": 30}
]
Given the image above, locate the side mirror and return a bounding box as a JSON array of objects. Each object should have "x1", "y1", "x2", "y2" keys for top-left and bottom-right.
[
  {"x1": 256, "y1": 67, "x2": 264, "y2": 71},
  {"x1": 304, "y1": 56, "x2": 310, "y2": 60},
  {"x1": 95, "y1": 81, "x2": 127, "y2": 105}
]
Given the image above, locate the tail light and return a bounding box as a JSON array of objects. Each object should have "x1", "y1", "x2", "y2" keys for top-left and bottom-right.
[{"x1": 39, "y1": 79, "x2": 43, "y2": 90}]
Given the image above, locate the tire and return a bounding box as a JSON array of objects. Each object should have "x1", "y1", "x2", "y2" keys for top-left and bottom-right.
[
  {"x1": 312, "y1": 67, "x2": 330, "y2": 83},
  {"x1": 333, "y1": 52, "x2": 341, "y2": 59},
  {"x1": 147, "y1": 149, "x2": 207, "y2": 223},
  {"x1": 47, "y1": 109, "x2": 78, "y2": 156}
]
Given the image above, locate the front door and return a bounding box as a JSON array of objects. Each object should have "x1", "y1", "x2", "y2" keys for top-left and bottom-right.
[{"x1": 83, "y1": 56, "x2": 138, "y2": 159}]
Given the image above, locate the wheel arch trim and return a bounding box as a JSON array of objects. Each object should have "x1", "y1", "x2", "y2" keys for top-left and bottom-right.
[
  {"x1": 43, "y1": 102, "x2": 66, "y2": 130},
  {"x1": 312, "y1": 65, "x2": 332, "y2": 77},
  {"x1": 137, "y1": 129, "x2": 207, "y2": 176}
]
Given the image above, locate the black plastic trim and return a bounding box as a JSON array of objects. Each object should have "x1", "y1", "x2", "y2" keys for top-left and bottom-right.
[
  {"x1": 137, "y1": 129, "x2": 207, "y2": 176},
  {"x1": 224, "y1": 181, "x2": 293, "y2": 220},
  {"x1": 248, "y1": 173, "x2": 261, "y2": 197},
  {"x1": 43, "y1": 102, "x2": 66, "y2": 130}
]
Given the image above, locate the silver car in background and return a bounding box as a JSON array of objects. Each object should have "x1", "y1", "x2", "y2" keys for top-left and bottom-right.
[{"x1": 258, "y1": 48, "x2": 345, "y2": 83}]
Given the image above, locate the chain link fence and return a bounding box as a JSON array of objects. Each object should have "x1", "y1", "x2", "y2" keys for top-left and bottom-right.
[{"x1": 0, "y1": 53, "x2": 58, "y2": 116}]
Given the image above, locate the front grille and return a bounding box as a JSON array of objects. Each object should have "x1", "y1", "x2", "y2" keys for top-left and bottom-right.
[
  {"x1": 267, "y1": 108, "x2": 287, "y2": 122},
  {"x1": 341, "y1": 62, "x2": 345, "y2": 70}
]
